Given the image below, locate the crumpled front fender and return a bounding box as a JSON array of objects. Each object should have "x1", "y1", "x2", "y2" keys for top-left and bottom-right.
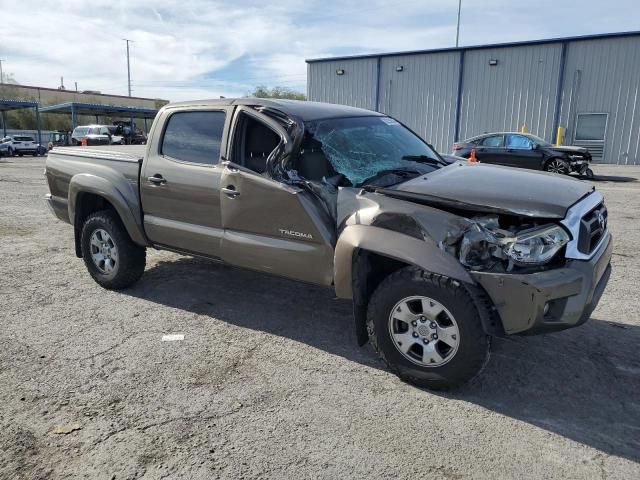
[{"x1": 334, "y1": 224, "x2": 474, "y2": 299}]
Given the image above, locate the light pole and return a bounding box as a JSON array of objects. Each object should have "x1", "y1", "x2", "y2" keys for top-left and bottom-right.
[
  {"x1": 0, "y1": 59, "x2": 4, "y2": 84},
  {"x1": 455, "y1": 0, "x2": 462, "y2": 47},
  {"x1": 123, "y1": 39, "x2": 132, "y2": 96}
]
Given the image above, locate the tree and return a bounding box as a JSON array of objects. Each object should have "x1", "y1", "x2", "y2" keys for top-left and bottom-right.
[{"x1": 247, "y1": 85, "x2": 306, "y2": 101}]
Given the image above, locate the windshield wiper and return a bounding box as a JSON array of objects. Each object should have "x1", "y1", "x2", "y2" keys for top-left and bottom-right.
[
  {"x1": 401, "y1": 154, "x2": 448, "y2": 166},
  {"x1": 359, "y1": 168, "x2": 423, "y2": 188}
]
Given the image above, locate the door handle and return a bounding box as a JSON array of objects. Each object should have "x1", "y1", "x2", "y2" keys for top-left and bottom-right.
[
  {"x1": 222, "y1": 185, "x2": 240, "y2": 198},
  {"x1": 148, "y1": 174, "x2": 166, "y2": 185}
]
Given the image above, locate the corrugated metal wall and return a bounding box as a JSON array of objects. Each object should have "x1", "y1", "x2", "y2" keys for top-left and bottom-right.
[
  {"x1": 307, "y1": 34, "x2": 640, "y2": 163},
  {"x1": 307, "y1": 58, "x2": 378, "y2": 110},
  {"x1": 458, "y1": 44, "x2": 562, "y2": 143},
  {"x1": 558, "y1": 36, "x2": 640, "y2": 164},
  {"x1": 377, "y1": 52, "x2": 460, "y2": 151}
]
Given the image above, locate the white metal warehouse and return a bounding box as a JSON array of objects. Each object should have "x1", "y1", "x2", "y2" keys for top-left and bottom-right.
[{"x1": 306, "y1": 31, "x2": 640, "y2": 164}]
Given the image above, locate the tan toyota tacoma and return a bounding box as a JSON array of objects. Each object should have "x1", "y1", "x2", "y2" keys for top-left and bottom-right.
[{"x1": 44, "y1": 99, "x2": 613, "y2": 390}]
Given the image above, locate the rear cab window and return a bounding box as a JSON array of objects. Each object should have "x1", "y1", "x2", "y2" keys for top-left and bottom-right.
[{"x1": 161, "y1": 111, "x2": 226, "y2": 165}]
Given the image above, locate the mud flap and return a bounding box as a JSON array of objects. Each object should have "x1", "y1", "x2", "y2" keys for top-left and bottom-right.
[{"x1": 352, "y1": 250, "x2": 370, "y2": 346}]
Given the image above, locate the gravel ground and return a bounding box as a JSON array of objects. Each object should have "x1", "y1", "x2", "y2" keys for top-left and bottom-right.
[{"x1": 1, "y1": 157, "x2": 639, "y2": 480}]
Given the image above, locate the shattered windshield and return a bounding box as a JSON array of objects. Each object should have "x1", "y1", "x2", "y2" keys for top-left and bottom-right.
[{"x1": 302, "y1": 116, "x2": 442, "y2": 187}]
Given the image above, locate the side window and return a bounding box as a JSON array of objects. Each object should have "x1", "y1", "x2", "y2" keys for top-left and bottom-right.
[
  {"x1": 481, "y1": 135, "x2": 504, "y2": 147},
  {"x1": 505, "y1": 134, "x2": 532, "y2": 149},
  {"x1": 162, "y1": 111, "x2": 226, "y2": 165},
  {"x1": 233, "y1": 114, "x2": 281, "y2": 174}
]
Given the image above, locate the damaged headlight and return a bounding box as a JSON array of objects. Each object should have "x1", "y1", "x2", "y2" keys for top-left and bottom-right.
[
  {"x1": 458, "y1": 219, "x2": 570, "y2": 270},
  {"x1": 503, "y1": 225, "x2": 570, "y2": 265}
]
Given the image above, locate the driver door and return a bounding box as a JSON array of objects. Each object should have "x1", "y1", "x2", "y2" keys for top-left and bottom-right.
[
  {"x1": 503, "y1": 134, "x2": 544, "y2": 169},
  {"x1": 220, "y1": 108, "x2": 335, "y2": 286}
]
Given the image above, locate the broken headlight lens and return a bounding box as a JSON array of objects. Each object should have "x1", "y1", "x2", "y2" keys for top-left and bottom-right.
[
  {"x1": 458, "y1": 219, "x2": 570, "y2": 269},
  {"x1": 503, "y1": 225, "x2": 570, "y2": 265}
]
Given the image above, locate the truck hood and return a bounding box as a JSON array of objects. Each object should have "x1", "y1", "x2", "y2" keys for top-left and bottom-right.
[{"x1": 379, "y1": 162, "x2": 594, "y2": 218}]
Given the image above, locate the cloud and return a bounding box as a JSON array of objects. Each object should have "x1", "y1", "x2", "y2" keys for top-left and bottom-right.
[{"x1": 0, "y1": 0, "x2": 638, "y2": 102}]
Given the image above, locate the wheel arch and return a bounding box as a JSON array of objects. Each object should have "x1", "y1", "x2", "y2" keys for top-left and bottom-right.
[
  {"x1": 335, "y1": 225, "x2": 477, "y2": 345},
  {"x1": 69, "y1": 174, "x2": 147, "y2": 258}
]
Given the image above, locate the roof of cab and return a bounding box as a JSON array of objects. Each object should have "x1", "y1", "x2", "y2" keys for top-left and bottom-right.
[{"x1": 164, "y1": 98, "x2": 384, "y2": 122}]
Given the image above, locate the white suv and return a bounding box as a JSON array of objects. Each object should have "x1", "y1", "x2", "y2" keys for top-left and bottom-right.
[{"x1": 1, "y1": 135, "x2": 45, "y2": 156}]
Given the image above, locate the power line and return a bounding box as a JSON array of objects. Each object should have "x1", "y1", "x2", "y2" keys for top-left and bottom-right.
[{"x1": 133, "y1": 72, "x2": 307, "y2": 85}]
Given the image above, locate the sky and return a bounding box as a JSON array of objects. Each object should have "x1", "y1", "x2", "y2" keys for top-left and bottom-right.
[{"x1": 0, "y1": 0, "x2": 638, "y2": 102}]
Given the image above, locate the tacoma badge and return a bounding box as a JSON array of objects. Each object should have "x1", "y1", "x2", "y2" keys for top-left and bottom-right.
[{"x1": 279, "y1": 228, "x2": 313, "y2": 240}]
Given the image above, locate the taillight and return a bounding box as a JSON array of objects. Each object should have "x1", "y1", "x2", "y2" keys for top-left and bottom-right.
[{"x1": 453, "y1": 144, "x2": 462, "y2": 151}]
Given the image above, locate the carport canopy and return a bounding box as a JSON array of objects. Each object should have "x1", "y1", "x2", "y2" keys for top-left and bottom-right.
[
  {"x1": 39, "y1": 102, "x2": 159, "y2": 131},
  {"x1": 0, "y1": 99, "x2": 41, "y2": 142}
]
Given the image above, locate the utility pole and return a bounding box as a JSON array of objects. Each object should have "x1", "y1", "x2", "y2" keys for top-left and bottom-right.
[
  {"x1": 123, "y1": 39, "x2": 132, "y2": 96},
  {"x1": 0, "y1": 59, "x2": 4, "y2": 84},
  {"x1": 455, "y1": 0, "x2": 462, "y2": 47}
]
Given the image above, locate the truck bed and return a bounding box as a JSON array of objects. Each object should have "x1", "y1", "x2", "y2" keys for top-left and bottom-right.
[
  {"x1": 51, "y1": 144, "x2": 146, "y2": 162},
  {"x1": 45, "y1": 145, "x2": 144, "y2": 229}
]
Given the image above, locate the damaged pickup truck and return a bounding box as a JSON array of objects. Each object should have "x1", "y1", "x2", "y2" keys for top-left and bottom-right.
[{"x1": 44, "y1": 99, "x2": 613, "y2": 390}]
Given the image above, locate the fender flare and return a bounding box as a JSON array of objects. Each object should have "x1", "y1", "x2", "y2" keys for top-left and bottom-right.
[
  {"x1": 68, "y1": 173, "x2": 147, "y2": 247},
  {"x1": 334, "y1": 224, "x2": 474, "y2": 299}
]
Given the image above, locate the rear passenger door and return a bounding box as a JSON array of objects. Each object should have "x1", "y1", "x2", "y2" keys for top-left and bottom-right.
[
  {"x1": 474, "y1": 135, "x2": 505, "y2": 164},
  {"x1": 140, "y1": 106, "x2": 233, "y2": 258}
]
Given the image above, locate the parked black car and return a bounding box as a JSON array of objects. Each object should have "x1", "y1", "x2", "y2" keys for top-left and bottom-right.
[{"x1": 453, "y1": 132, "x2": 594, "y2": 178}]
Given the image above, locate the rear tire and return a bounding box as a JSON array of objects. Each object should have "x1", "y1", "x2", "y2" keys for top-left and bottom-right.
[
  {"x1": 367, "y1": 267, "x2": 489, "y2": 390},
  {"x1": 80, "y1": 210, "x2": 146, "y2": 290}
]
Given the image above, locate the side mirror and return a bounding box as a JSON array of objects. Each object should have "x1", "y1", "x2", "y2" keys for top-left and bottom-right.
[{"x1": 531, "y1": 142, "x2": 540, "y2": 150}]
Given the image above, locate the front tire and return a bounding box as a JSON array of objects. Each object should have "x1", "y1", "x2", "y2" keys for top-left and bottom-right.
[
  {"x1": 584, "y1": 167, "x2": 595, "y2": 179},
  {"x1": 80, "y1": 210, "x2": 146, "y2": 289},
  {"x1": 367, "y1": 267, "x2": 489, "y2": 390},
  {"x1": 544, "y1": 158, "x2": 569, "y2": 174}
]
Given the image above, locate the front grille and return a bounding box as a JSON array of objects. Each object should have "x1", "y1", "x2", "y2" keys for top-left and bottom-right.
[{"x1": 577, "y1": 202, "x2": 608, "y2": 254}]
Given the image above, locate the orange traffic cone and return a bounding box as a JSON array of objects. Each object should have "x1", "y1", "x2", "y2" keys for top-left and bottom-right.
[
  {"x1": 469, "y1": 148, "x2": 478, "y2": 163},
  {"x1": 81, "y1": 137, "x2": 88, "y2": 147}
]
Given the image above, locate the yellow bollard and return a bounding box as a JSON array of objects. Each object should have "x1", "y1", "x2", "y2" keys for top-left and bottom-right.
[
  {"x1": 556, "y1": 126, "x2": 563, "y2": 146},
  {"x1": 521, "y1": 124, "x2": 526, "y2": 133}
]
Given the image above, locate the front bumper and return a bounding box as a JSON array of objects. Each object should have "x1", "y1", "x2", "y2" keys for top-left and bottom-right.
[{"x1": 471, "y1": 232, "x2": 613, "y2": 335}]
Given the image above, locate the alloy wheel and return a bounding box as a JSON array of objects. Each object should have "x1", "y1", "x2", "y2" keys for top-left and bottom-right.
[
  {"x1": 546, "y1": 159, "x2": 567, "y2": 174},
  {"x1": 388, "y1": 295, "x2": 460, "y2": 367},
  {"x1": 89, "y1": 228, "x2": 119, "y2": 274}
]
